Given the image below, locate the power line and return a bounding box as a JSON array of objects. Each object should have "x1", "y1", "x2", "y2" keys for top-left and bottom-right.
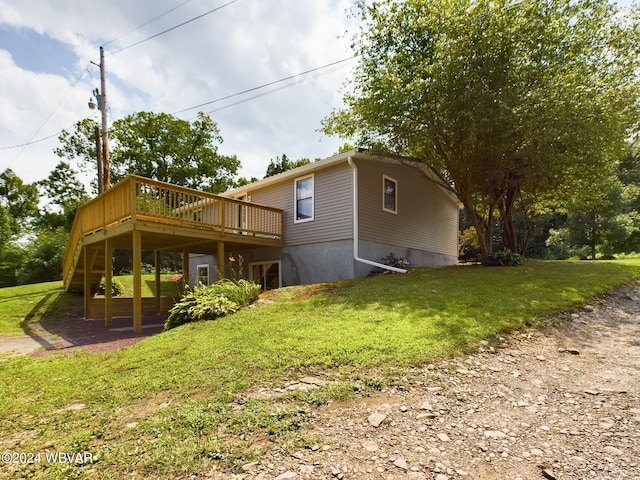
[
  {"x1": 0, "y1": 127, "x2": 76, "y2": 151},
  {"x1": 1, "y1": 67, "x2": 90, "y2": 159},
  {"x1": 107, "y1": 0, "x2": 240, "y2": 55},
  {"x1": 102, "y1": 0, "x2": 196, "y2": 48},
  {"x1": 173, "y1": 55, "x2": 358, "y2": 115},
  {"x1": 1, "y1": 1, "x2": 239, "y2": 153},
  {"x1": 201, "y1": 60, "x2": 356, "y2": 116},
  {"x1": 203, "y1": 82, "x2": 311, "y2": 116},
  {"x1": 0, "y1": 56, "x2": 357, "y2": 151}
]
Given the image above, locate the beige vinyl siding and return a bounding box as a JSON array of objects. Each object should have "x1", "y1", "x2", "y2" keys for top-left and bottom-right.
[
  {"x1": 356, "y1": 158, "x2": 459, "y2": 256},
  {"x1": 244, "y1": 163, "x2": 353, "y2": 246}
]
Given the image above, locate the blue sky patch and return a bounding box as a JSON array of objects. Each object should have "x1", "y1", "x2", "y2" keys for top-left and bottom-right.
[{"x1": 0, "y1": 25, "x2": 78, "y2": 76}]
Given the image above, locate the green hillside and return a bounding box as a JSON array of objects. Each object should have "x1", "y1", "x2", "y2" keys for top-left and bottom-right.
[{"x1": 1, "y1": 260, "x2": 639, "y2": 479}]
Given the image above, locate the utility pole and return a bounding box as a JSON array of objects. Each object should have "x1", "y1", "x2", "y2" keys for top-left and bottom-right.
[
  {"x1": 94, "y1": 125, "x2": 103, "y2": 194},
  {"x1": 89, "y1": 46, "x2": 110, "y2": 192},
  {"x1": 99, "y1": 46, "x2": 110, "y2": 190}
]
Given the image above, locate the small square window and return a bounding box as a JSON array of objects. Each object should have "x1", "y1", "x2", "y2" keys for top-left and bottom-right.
[{"x1": 383, "y1": 176, "x2": 397, "y2": 213}]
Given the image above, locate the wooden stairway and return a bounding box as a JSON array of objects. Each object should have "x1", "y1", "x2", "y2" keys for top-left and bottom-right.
[{"x1": 65, "y1": 242, "x2": 106, "y2": 296}]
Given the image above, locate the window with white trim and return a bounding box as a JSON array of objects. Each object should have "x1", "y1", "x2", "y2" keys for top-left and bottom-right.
[
  {"x1": 383, "y1": 175, "x2": 397, "y2": 213},
  {"x1": 196, "y1": 264, "x2": 210, "y2": 286},
  {"x1": 294, "y1": 174, "x2": 314, "y2": 222}
]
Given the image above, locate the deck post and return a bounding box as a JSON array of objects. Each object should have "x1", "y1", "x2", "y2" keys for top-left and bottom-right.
[
  {"x1": 83, "y1": 246, "x2": 91, "y2": 319},
  {"x1": 62, "y1": 176, "x2": 283, "y2": 305},
  {"x1": 182, "y1": 248, "x2": 189, "y2": 289},
  {"x1": 133, "y1": 229, "x2": 142, "y2": 333},
  {"x1": 217, "y1": 241, "x2": 225, "y2": 280},
  {"x1": 154, "y1": 250, "x2": 161, "y2": 315},
  {"x1": 104, "y1": 239, "x2": 113, "y2": 326}
]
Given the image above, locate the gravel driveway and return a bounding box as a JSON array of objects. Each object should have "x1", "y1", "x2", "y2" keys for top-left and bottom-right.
[{"x1": 245, "y1": 285, "x2": 640, "y2": 480}]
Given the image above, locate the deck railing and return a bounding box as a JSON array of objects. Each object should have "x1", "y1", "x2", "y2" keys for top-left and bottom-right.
[{"x1": 63, "y1": 175, "x2": 283, "y2": 290}]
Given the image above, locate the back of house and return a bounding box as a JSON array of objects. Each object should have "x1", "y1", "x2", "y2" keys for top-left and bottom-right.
[{"x1": 188, "y1": 150, "x2": 460, "y2": 289}]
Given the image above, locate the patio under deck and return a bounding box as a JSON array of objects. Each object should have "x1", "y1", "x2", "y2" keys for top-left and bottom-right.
[{"x1": 62, "y1": 175, "x2": 283, "y2": 332}]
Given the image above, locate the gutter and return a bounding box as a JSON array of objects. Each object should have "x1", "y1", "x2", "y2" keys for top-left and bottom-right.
[{"x1": 347, "y1": 156, "x2": 408, "y2": 275}]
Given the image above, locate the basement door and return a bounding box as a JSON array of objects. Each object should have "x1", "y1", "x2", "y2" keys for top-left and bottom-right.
[{"x1": 249, "y1": 261, "x2": 281, "y2": 291}]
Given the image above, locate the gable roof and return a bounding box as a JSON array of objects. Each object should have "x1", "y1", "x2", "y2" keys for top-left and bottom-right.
[{"x1": 224, "y1": 149, "x2": 462, "y2": 207}]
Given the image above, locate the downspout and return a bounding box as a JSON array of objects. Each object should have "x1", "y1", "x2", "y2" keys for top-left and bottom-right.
[{"x1": 347, "y1": 156, "x2": 408, "y2": 274}]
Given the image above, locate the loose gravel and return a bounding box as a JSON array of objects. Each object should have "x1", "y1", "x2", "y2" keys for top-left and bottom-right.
[{"x1": 238, "y1": 285, "x2": 640, "y2": 480}]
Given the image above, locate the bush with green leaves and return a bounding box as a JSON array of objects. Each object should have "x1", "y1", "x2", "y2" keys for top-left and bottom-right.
[
  {"x1": 164, "y1": 279, "x2": 261, "y2": 330},
  {"x1": 97, "y1": 279, "x2": 124, "y2": 296},
  {"x1": 381, "y1": 252, "x2": 409, "y2": 269},
  {"x1": 483, "y1": 250, "x2": 523, "y2": 267}
]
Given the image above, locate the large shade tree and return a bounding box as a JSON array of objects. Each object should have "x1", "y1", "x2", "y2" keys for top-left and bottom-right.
[
  {"x1": 323, "y1": 0, "x2": 640, "y2": 262},
  {"x1": 56, "y1": 111, "x2": 240, "y2": 194}
]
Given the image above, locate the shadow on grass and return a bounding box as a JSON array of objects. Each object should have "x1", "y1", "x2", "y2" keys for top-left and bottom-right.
[{"x1": 20, "y1": 290, "x2": 166, "y2": 356}]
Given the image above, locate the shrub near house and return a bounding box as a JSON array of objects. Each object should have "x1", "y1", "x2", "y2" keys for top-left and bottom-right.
[{"x1": 164, "y1": 279, "x2": 260, "y2": 330}]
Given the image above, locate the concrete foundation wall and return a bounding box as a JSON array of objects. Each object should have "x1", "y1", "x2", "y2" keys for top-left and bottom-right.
[
  {"x1": 354, "y1": 240, "x2": 457, "y2": 278},
  {"x1": 187, "y1": 239, "x2": 456, "y2": 288},
  {"x1": 280, "y1": 240, "x2": 355, "y2": 285},
  {"x1": 227, "y1": 241, "x2": 355, "y2": 286},
  {"x1": 188, "y1": 253, "x2": 218, "y2": 285}
]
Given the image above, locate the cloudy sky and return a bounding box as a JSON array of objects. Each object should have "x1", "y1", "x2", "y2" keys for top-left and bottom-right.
[
  {"x1": 0, "y1": 0, "x2": 635, "y2": 190},
  {"x1": 0, "y1": 0, "x2": 358, "y2": 187}
]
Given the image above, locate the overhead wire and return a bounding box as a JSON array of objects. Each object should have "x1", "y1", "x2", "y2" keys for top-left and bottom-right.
[
  {"x1": 1, "y1": 66, "x2": 91, "y2": 166},
  {"x1": 201, "y1": 59, "x2": 357, "y2": 116},
  {"x1": 107, "y1": 0, "x2": 240, "y2": 55},
  {"x1": 0, "y1": 127, "x2": 79, "y2": 151},
  {"x1": 173, "y1": 55, "x2": 358, "y2": 116},
  {"x1": 0, "y1": 55, "x2": 356, "y2": 151},
  {"x1": 1, "y1": 1, "x2": 355, "y2": 157},
  {"x1": 1, "y1": 0, "x2": 239, "y2": 153},
  {"x1": 101, "y1": 0, "x2": 196, "y2": 48}
]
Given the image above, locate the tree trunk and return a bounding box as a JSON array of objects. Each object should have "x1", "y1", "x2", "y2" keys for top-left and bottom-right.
[
  {"x1": 519, "y1": 210, "x2": 533, "y2": 256},
  {"x1": 501, "y1": 175, "x2": 520, "y2": 253},
  {"x1": 460, "y1": 195, "x2": 494, "y2": 263},
  {"x1": 590, "y1": 232, "x2": 597, "y2": 260},
  {"x1": 502, "y1": 206, "x2": 517, "y2": 252}
]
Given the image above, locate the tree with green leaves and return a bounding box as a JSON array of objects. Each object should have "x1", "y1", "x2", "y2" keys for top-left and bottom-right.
[
  {"x1": 563, "y1": 177, "x2": 626, "y2": 260},
  {"x1": 16, "y1": 228, "x2": 68, "y2": 284},
  {"x1": 56, "y1": 112, "x2": 241, "y2": 193},
  {"x1": 37, "y1": 161, "x2": 88, "y2": 232},
  {"x1": 0, "y1": 169, "x2": 40, "y2": 286},
  {"x1": 547, "y1": 144, "x2": 640, "y2": 259},
  {"x1": 322, "y1": 0, "x2": 640, "y2": 263},
  {"x1": 0, "y1": 168, "x2": 39, "y2": 234},
  {"x1": 0, "y1": 209, "x2": 28, "y2": 287},
  {"x1": 264, "y1": 154, "x2": 311, "y2": 178}
]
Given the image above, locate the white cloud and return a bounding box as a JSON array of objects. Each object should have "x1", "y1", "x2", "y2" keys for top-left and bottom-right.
[{"x1": 0, "y1": 0, "x2": 357, "y2": 185}]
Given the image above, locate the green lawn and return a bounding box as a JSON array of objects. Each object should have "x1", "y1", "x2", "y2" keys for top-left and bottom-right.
[
  {"x1": 1, "y1": 260, "x2": 639, "y2": 479},
  {"x1": 0, "y1": 274, "x2": 183, "y2": 336},
  {"x1": 0, "y1": 281, "x2": 71, "y2": 336}
]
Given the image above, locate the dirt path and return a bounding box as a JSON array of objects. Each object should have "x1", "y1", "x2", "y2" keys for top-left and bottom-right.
[{"x1": 247, "y1": 285, "x2": 640, "y2": 480}]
